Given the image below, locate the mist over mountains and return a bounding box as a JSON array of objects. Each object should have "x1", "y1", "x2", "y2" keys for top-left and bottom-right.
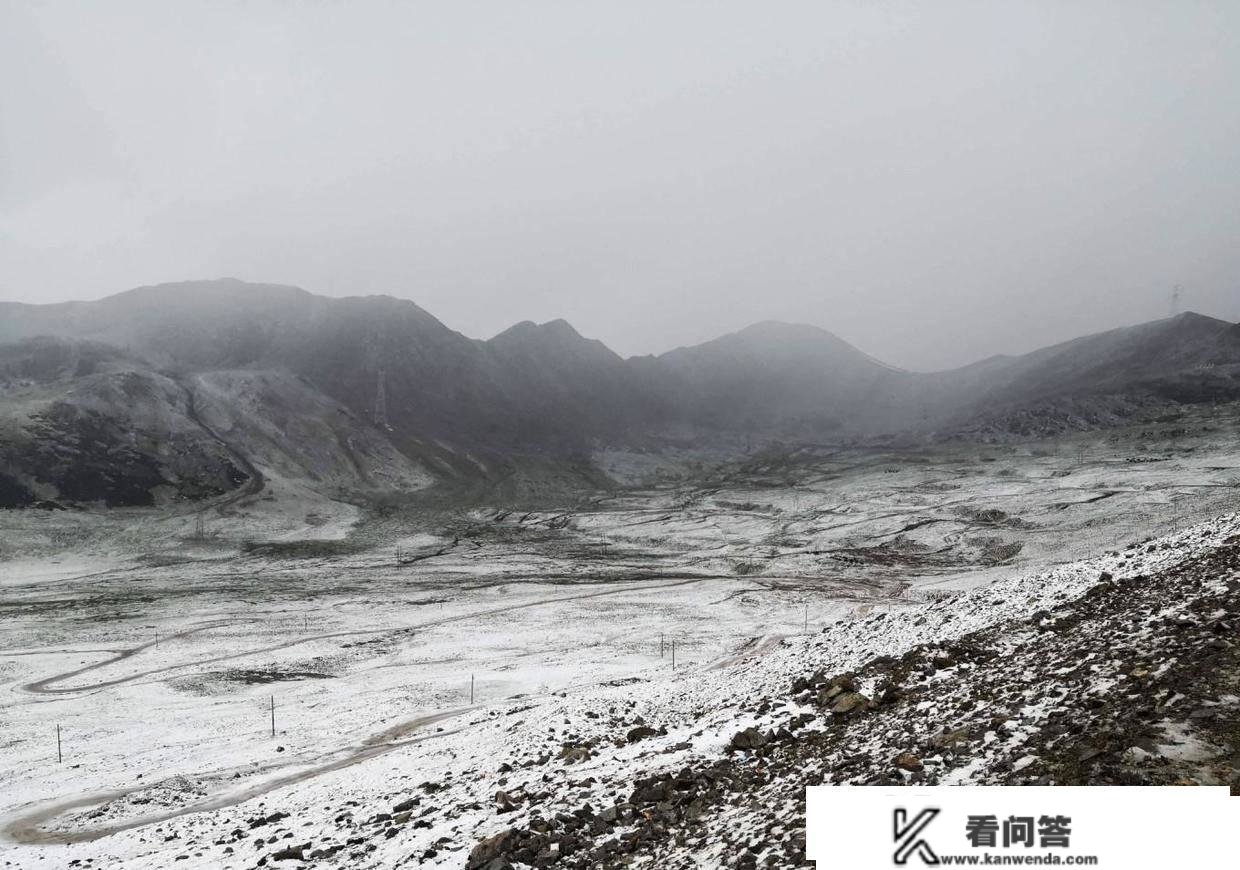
[{"x1": 2, "y1": 278, "x2": 1238, "y2": 507}]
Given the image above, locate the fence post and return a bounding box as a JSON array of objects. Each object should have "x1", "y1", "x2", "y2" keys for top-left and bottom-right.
[{"x1": 56, "y1": 724, "x2": 62, "y2": 763}]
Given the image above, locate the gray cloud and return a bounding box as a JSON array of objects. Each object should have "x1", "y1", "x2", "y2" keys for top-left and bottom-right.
[{"x1": 2, "y1": 0, "x2": 1238, "y2": 370}]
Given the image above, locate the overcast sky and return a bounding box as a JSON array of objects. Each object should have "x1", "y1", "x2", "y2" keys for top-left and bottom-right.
[{"x1": 2, "y1": 1, "x2": 1238, "y2": 370}]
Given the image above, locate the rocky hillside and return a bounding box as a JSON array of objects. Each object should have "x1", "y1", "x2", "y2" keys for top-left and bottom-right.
[
  {"x1": 0, "y1": 335, "x2": 432, "y2": 508},
  {"x1": 450, "y1": 519, "x2": 1240, "y2": 870},
  {"x1": 0, "y1": 337, "x2": 253, "y2": 507}
]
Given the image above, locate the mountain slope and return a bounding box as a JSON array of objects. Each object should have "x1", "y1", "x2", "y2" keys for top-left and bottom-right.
[
  {"x1": 633, "y1": 321, "x2": 910, "y2": 438},
  {"x1": 976, "y1": 312, "x2": 1240, "y2": 400},
  {"x1": 0, "y1": 335, "x2": 433, "y2": 507},
  {"x1": 484, "y1": 319, "x2": 656, "y2": 445},
  {"x1": 0, "y1": 280, "x2": 655, "y2": 455},
  {"x1": 0, "y1": 337, "x2": 253, "y2": 507},
  {"x1": 938, "y1": 312, "x2": 1240, "y2": 434},
  {"x1": 2, "y1": 280, "x2": 1238, "y2": 504}
]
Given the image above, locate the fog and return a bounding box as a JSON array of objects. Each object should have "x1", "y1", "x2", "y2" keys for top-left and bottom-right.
[{"x1": 2, "y1": 1, "x2": 1238, "y2": 370}]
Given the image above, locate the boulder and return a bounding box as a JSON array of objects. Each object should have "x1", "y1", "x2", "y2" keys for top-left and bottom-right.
[
  {"x1": 626, "y1": 726, "x2": 660, "y2": 743},
  {"x1": 467, "y1": 829, "x2": 516, "y2": 869},
  {"x1": 271, "y1": 844, "x2": 308, "y2": 861},
  {"x1": 558, "y1": 745, "x2": 592, "y2": 764},
  {"x1": 829, "y1": 692, "x2": 871, "y2": 716},
  {"x1": 729, "y1": 727, "x2": 769, "y2": 751},
  {"x1": 893, "y1": 752, "x2": 923, "y2": 772},
  {"x1": 630, "y1": 775, "x2": 672, "y2": 804}
]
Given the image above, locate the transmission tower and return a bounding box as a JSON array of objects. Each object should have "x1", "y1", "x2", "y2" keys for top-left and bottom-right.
[
  {"x1": 362, "y1": 322, "x2": 391, "y2": 430},
  {"x1": 373, "y1": 368, "x2": 389, "y2": 429}
]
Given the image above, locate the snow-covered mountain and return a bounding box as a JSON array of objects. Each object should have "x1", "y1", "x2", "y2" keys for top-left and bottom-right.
[{"x1": 2, "y1": 279, "x2": 1237, "y2": 506}]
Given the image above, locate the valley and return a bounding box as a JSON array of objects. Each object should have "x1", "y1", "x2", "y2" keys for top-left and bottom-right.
[{"x1": 2, "y1": 408, "x2": 1238, "y2": 868}]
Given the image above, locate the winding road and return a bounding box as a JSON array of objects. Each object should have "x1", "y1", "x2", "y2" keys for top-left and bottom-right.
[
  {"x1": 17, "y1": 574, "x2": 727, "y2": 696},
  {"x1": 2, "y1": 707, "x2": 467, "y2": 846},
  {"x1": 2, "y1": 573, "x2": 737, "y2": 846}
]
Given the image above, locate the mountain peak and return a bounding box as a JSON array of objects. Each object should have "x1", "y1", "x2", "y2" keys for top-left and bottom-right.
[
  {"x1": 659, "y1": 319, "x2": 903, "y2": 373},
  {"x1": 540, "y1": 317, "x2": 580, "y2": 336},
  {"x1": 731, "y1": 320, "x2": 846, "y2": 343},
  {"x1": 488, "y1": 318, "x2": 618, "y2": 358},
  {"x1": 492, "y1": 318, "x2": 584, "y2": 340},
  {"x1": 1162, "y1": 310, "x2": 1234, "y2": 331},
  {"x1": 114, "y1": 277, "x2": 314, "y2": 305}
]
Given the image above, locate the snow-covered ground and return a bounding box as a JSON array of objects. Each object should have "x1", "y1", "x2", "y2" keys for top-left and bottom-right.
[{"x1": 2, "y1": 420, "x2": 1238, "y2": 868}]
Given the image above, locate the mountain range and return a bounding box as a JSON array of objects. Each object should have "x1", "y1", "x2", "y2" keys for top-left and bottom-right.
[{"x1": 1, "y1": 278, "x2": 1238, "y2": 507}]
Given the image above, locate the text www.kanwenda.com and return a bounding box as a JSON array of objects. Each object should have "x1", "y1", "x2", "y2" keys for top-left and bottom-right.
[{"x1": 937, "y1": 855, "x2": 1100, "y2": 866}]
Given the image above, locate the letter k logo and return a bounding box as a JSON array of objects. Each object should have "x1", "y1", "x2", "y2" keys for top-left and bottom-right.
[{"x1": 893, "y1": 808, "x2": 940, "y2": 865}]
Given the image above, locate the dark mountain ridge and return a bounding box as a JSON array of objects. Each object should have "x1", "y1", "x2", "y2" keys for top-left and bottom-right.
[
  {"x1": 635, "y1": 321, "x2": 908, "y2": 438},
  {"x1": 2, "y1": 279, "x2": 1237, "y2": 506}
]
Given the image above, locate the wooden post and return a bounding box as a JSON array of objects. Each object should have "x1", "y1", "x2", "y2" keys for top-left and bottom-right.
[
  {"x1": 56, "y1": 724, "x2": 62, "y2": 763},
  {"x1": 470, "y1": 675, "x2": 475, "y2": 704},
  {"x1": 270, "y1": 696, "x2": 275, "y2": 738}
]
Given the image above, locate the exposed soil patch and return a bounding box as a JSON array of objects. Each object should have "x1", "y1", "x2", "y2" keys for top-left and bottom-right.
[
  {"x1": 200, "y1": 668, "x2": 335, "y2": 685},
  {"x1": 240, "y1": 540, "x2": 364, "y2": 559}
]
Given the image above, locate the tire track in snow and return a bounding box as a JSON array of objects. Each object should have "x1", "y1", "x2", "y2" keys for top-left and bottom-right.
[
  {"x1": 2, "y1": 708, "x2": 467, "y2": 846},
  {"x1": 18, "y1": 575, "x2": 726, "y2": 695}
]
